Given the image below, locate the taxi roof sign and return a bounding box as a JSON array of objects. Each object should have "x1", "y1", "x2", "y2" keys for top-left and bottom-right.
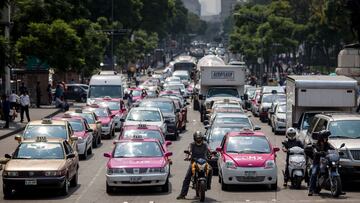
[
  {"x1": 36, "y1": 136, "x2": 48, "y2": 142},
  {"x1": 63, "y1": 113, "x2": 72, "y2": 118},
  {"x1": 42, "y1": 118, "x2": 52, "y2": 124},
  {"x1": 132, "y1": 134, "x2": 144, "y2": 139}
]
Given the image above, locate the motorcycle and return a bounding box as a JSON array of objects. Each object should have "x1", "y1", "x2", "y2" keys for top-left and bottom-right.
[
  {"x1": 286, "y1": 146, "x2": 307, "y2": 189},
  {"x1": 310, "y1": 143, "x2": 345, "y2": 197},
  {"x1": 184, "y1": 150, "x2": 213, "y2": 202}
]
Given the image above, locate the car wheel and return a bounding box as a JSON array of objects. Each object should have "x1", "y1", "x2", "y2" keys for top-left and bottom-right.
[
  {"x1": 3, "y1": 184, "x2": 12, "y2": 199},
  {"x1": 270, "y1": 181, "x2": 277, "y2": 190},
  {"x1": 61, "y1": 177, "x2": 69, "y2": 196},
  {"x1": 106, "y1": 183, "x2": 114, "y2": 194},
  {"x1": 81, "y1": 145, "x2": 88, "y2": 160},
  {"x1": 161, "y1": 178, "x2": 169, "y2": 193},
  {"x1": 88, "y1": 145, "x2": 93, "y2": 155},
  {"x1": 70, "y1": 169, "x2": 78, "y2": 187},
  {"x1": 98, "y1": 134, "x2": 102, "y2": 145},
  {"x1": 221, "y1": 178, "x2": 228, "y2": 191}
]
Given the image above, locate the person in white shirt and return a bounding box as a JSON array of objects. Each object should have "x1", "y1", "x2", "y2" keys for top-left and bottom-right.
[
  {"x1": 9, "y1": 90, "x2": 19, "y2": 110},
  {"x1": 20, "y1": 91, "x2": 30, "y2": 122}
]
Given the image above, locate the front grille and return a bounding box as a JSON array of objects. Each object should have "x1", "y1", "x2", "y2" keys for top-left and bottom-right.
[
  {"x1": 18, "y1": 171, "x2": 44, "y2": 178},
  {"x1": 125, "y1": 168, "x2": 148, "y2": 174},
  {"x1": 236, "y1": 176, "x2": 265, "y2": 182},
  {"x1": 350, "y1": 150, "x2": 360, "y2": 160}
]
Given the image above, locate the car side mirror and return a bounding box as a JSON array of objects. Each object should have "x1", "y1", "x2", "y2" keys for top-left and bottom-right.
[
  {"x1": 71, "y1": 136, "x2": 78, "y2": 141},
  {"x1": 216, "y1": 147, "x2": 222, "y2": 152},
  {"x1": 87, "y1": 128, "x2": 93, "y2": 133},
  {"x1": 14, "y1": 134, "x2": 21, "y2": 142},
  {"x1": 120, "y1": 118, "x2": 125, "y2": 122},
  {"x1": 340, "y1": 143, "x2": 345, "y2": 149},
  {"x1": 67, "y1": 153, "x2": 76, "y2": 159},
  {"x1": 165, "y1": 152, "x2": 173, "y2": 157},
  {"x1": 165, "y1": 141, "x2": 172, "y2": 146},
  {"x1": 4, "y1": 154, "x2": 11, "y2": 159},
  {"x1": 273, "y1": 147, "x2": 280, "y2": 153},
  {"x1": 103, "y1": 152, "x2": 112, "y2": 158},
  {"x1": 254, "y1": 126, "x2": 261, "y2": 130}
]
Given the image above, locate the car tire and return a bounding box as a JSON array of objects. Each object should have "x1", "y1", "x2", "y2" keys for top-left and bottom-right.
[
  {"x1": 70, "y1": 169, "x2": 78, "y2": 187},
  {"x1": 221, "y1": 178, "x2": 228, "y2": 191},
  {"x1": 88, "y1": 145, "x2": 93, "y2": 155},
  {"x1": 106, "y1": 183, "x2": 114, "y2": 194},
  {"x1": 61, "y1": 177, "x2": 69, "y2": 196},
  {"x1": 3, "y1": 184, "x2": 12, "y2": 199},
  {"x1": 161, "y1": 178, "x2": 169, "y2": 193},
  {"x1": 270, "y1": 181, "x2": 277, "y2": 190},
  {"x1": 81, "y1": 145, "x2": 88, "y2": 160},
  {"x1": 98, "y1": 134, "x2": 102, "y2": 145}
]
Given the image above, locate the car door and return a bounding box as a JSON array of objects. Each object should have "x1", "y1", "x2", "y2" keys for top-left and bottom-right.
[
  {"x1": 218, "y1": 136, "x2": 227, "y2": 170},
  {"x1": 65, "y1": 86, "x2": 74, "y2": 100},
  {"x1": 63, "y1": 140, "x2": 76, "y2": 178}
]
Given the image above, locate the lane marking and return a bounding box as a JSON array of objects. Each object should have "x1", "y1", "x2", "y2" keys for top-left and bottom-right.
[{"x1": 75, "y1": 162, "x2": 105, "y2": 203}]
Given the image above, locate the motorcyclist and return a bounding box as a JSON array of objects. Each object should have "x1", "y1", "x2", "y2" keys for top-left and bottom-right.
[
  {"x1": 176, "y1": 131, "x2": 213, "y2": 200},
  {"x1": 308, "y1": 130, "x2": 332, "y2": 196},
  {"x1": 282, "y1": 127, "x2": 304, "y2": 187}
]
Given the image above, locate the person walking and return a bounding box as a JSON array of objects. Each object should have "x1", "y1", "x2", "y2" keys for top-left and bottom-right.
[
  {"x1": 47, "y1": 84, "x2": 52, "y2": 104},
  {"x1": 36, "y1": 81, "x2": 41, "y2": 108},
  {"x1": 1, "y1": 95, "x2": 10, "y2": 128},
  {"x1": 9, "y1": 91, "x2": 19, "y2": 110},
  {"x1": 20, "y1": 91, "x2": 30, "y2": 123}
]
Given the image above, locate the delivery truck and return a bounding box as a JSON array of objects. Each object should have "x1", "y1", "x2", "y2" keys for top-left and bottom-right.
[{"x1": 286, "y1": 75, "x2": 358, "y2": 142}]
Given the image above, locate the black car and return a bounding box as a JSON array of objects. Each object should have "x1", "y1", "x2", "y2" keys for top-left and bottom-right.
[
  {"x1": 64, "y1": 84, "x2": 88, "y2": 102},
  {"x1": 138, "y1": 98, "x2": 179, "y2": 140}
]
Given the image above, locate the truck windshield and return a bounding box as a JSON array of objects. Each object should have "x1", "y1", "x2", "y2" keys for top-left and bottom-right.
[
  {"x1": 207, "y1": 88, "x2": 239, "y2": 98},
  {"x1": 89, "y1": 85, "x2": 122, "y2": 98},
  {"x1": 301, "y1": 113, "x2": 317, "y2": 130},
  {"x1": 328, "y1": 120, "x2": 360, "y2": 139}
]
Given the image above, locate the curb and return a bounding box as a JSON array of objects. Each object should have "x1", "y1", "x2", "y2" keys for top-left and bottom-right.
[{"x1": 0, "y1": 108, "x2": 63, "y2": 141}]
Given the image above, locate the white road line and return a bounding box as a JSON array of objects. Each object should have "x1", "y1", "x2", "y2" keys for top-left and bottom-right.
[{"x1": 75, "y1": 164, "x2": 104, "y2": 203}]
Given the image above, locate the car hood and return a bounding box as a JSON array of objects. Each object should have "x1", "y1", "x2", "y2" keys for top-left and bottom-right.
[
  {"x1": 108, "y1": 157, "x2": 166, "y2": 168},
  {"x1": 329, "y1": 139, "x2": 360, "y2": 149},
  {"x1": 225, "y1": 153, "x2": 273, "y2": 167},
  {"x1": 74, "y1": 131, "x2": 87, "y2": 138},
  {"x1": 99, "y1": 117, "x2": 111, "y2": 124},
  {"x1": 5, "y1": 160, "x2": 66, "y2": 171}
]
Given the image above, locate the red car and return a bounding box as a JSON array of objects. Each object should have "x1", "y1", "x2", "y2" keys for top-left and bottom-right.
[
  {"x1": 83, "y1": 104, "x2": 116, "y2": 139},
  {"x1": 119, "y1": 124, "x2": 172, "y2": 151},
  {"x1": 95, "y1": 97, "x2": 127, "y2": 131}
]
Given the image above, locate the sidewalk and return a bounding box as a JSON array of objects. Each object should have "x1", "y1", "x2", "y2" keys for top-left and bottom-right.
[{"x1": 0, "y1": 106, "x2": 62, "y2": 140}]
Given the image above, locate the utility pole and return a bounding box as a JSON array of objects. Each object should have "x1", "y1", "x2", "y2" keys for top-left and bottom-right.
[
  {"x1": 111, "y1": 0, "x2": 114, "y2": 70},
  {"x1": 1, "y1": 3, "x2": 11, "y2": 95}
]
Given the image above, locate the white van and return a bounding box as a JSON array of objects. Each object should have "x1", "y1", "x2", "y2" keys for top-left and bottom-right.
[{"x1": 87, "y1": 74, "x2": 124, "y2": 105}]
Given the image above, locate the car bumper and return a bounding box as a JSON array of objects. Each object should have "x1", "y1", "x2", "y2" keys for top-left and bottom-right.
[
  {"x1": 101, "y1": 126, "x2": 111, "y2": 135},
  {"x1": 166, "y1": 123, "x2": 177, "y2": 135},
  {"x1": 77, "y1": 141, "x2": 87, "y2": 155},
  {"x1": 3, "y1": 176, "x2": 66, "y2": 189},
  {"x1": 274, "y1": 121, "x2": 286, "y2": 132},
  {"x1": 221, "y1": 166, "x2": 277, "y2": 185},
  {"x1": 106, "y1": 173, "x2": 168, "y2": 187},
  {"x1": 339, "y1": 160, "x2": 360, "y2": 178}
]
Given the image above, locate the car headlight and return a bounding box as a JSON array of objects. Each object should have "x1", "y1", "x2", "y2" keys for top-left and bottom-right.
[
  {"x1": 225, "y1": 161, "x2": 236, "y2": 169},
  {"x1": 44, "y1": 169, "x2": 66, "y2": 176},
  {"x1": 3, "y1": 171, "x2": 19, "y2": 177},
  {"x1": 265, "y1": 160, "x2": 275, "y2": 169},
  {"x1": 277, "y1": 118, "x2": 286, "y2": 122},
  {"x1": 148, "y1": 167, "x2": 166, "y2": 173},
  {"x1": 107, "y1": 168, "x2": 125, "y2": 175}
]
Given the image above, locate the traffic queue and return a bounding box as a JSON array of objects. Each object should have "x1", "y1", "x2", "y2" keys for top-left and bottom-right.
[{"x1": 0, "y1": 54, "x2": 357, "y2": 201}]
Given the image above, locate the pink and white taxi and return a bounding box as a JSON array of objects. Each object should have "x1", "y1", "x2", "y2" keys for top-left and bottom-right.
[
  {"x1": 104, "y1": 138, "x2": 172, "y2": 193},
  {"x1": 216, "y1": 131, "x2": 279, "y2": 190},
  {"x1": 83, "y1": 104, "x2": 115, "y2": 139},
  {"x1": 125, "y1": 87, "x2": 146, "y2": 104},
  {"x1": 95, "y1": 97, "x2": 127, "y2": 130}
]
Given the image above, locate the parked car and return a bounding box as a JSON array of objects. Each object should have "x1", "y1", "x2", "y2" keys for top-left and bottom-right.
[{"x1": 65, "y1": 84, "x2": 88, "y2": 102}]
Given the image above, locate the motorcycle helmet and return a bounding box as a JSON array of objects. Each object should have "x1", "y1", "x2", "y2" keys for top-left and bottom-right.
[
  {"x1": 193, "y1": 131, "x2": 203, "y2": 145},
  {"x1": 286, "y1": 127, "x2": 297, "y2": 140},
  {"x1": 317, "y1": 130, "x2": 331, "y2": 142}
]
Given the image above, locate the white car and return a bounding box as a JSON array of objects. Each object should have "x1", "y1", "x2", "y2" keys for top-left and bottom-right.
[
  {"x1": 172, "y1": 70, "x2": 190, "y2": 86},
  {"x1": 163, "y1": 83, "x2": 188, "y2": 98},
  {"x1": 122, "y1": 107, "x2": 168, "y2": 135},
  {"x1": 270, "y1": 104, "x2": 287, "y2": 135}
]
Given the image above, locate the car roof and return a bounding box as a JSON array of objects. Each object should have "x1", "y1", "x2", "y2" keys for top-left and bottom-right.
[
  {"x1": 318, "y1": 113, "x2": 360, "y2": 121},
  {"x1": 27, "y1": 119, "x2": 67, "y2": 126},
  {"x1": 227, "y1": 130, "x2": 265, "y2": 137}
]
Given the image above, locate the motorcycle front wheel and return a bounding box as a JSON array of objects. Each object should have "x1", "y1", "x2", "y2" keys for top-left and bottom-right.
[
  {"x1": 331, "y1": 176, "x2": 342, "y2": 198},
  {"x1": 292, "y1": 176, "x2": 302, "y2": 189},
  {"x1": 199, "y1": 180, "x2": 206, "y2": 202}
]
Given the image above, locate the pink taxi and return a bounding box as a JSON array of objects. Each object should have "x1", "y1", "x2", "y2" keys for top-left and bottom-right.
[
  {"x1": 216, "y1": 130, "x2": 279, "y2": 190},
  {"x1": 119, "y1": 124, "x2": 172, "y2": 151},
  {"x1": 52, "y1": 114, "x2": 94, "y2": 160},
  {"x1": 83, "y1": 104, "x2": 115, "y2": 139},
  {"x1": 125, "y1": 87, "x2": 146, "y2": 103},
  {"x1": 95, "y1": 97, "x2": 127, "y2": 131},
  {"x1": 104, "y1": 138, "x2": 172, "y2": 193}
]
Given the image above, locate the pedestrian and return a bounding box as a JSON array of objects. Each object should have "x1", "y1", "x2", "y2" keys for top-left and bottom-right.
[
  {"x1": 55, "y1": 96, "x2": 69, "y2": 111},
  {"x1": 9, "y1": 90, "x2": 19, "y2": 110},
  {"x1": 141, "y1": 89, "x2": 147, "y2": 98},
  {"x1": 19, "y1": 82, "x2": 27, "y2": 95},
  {"x1": 36, "y1": 81, "x2": 41, "y2": 108},
  {"x1": 47, "y1": 84, "x2": 52, "y2": 104},
  {"x1": 135, "y1": 75, "x2": 140, "y2": 87},
  {"x1": 20, "y1": 91, "x2": 30, "y2": 123},
  {"x1": 54, "y1": 84, "x2": 63, "y2": 100},
  {"x1": 127, "y1": 90, "x2": 133, "y2": 108},
  {"x1": 1, "y1": 95, "x2": 10, "y2": 128}
]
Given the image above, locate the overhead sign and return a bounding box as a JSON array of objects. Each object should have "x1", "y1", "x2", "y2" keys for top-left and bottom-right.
[
  {"x1": 211, "y1": 71, "x2": 234, "y2": 80},
  {"x1": 26, "y1": 56, "x2": 49, "y2": 70}
]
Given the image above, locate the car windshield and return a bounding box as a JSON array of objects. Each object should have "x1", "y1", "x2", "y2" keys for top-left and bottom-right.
[
  {"x1": 69, "y1": 120, "x2": 84, "y2": 132},
  {"x1": 174, "y1": 75, "x2": 189, "y2": 81},
  {"x1": 226, "y1": 136, "x2": 271, "y2": 154},
  {"x1": 210, "y1": 127, "x2": 243, "y2": 142},
  {"x1": 24, "y1": 125, "x2": 67, "y2": 140},
  {"x1": 131, "y1": 90, "x2": 142, "y2": 97},
  {"x1": 13, "y1": 143, "x2": 64, "y2": 159},
  {"x1": 99, "y1": 101, "x2": 120, "y2": 111},
  {"x1": 76, "y1": 113, "x2": 95, "y2": 124},
  {"x1": 139, "y1": 101, "x2": 174, "y2": 113},
  {"x1": 328, "y1": 120, "x2": 360, "y2": 139},
  {"x1": 89, "y1": 85, "x2": 122, "y2": 98},
  {"x1": 123, "y1": 130, "x2": 164, "y2": 144},
  {"x1": 214, "y1": 117, "x2": 251, "y2": 127},
  {"x1": 113, "y1": 142, "x2": 163, "y2": 158},
  {"x1": 263, "y1": 86, "x2": 285, "y2": 93},
  {"x1": 207, "y1": 88, "x2": 239, "y2": 98},
  {"x1": 214, "y1": 107, "x2": 244, "y2": 113},
  {"x1": 90, "y1": 108, "x2": 109, "y2": 117},
  {"x1": 127, "y1": 110, "x2": 161, "y2": 122},
  {"x1": 278, "y1": 105, "x2": 286, "y2": 113},
  {"x1": 262, "y1": 94, "x2": 285, "y2": 103},
  {"x1": 302, "y1": 113, "x2": 317, "y2": 130}
]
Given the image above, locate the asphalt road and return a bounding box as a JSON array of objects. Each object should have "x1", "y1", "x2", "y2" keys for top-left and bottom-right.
[{"x1": 1, "y1": 103, "x2": 360, "y2": 203}]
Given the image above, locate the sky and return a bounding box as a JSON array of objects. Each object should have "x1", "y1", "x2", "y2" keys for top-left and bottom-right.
[{"x1": 199, "y1": 0, "x2": 221, "y2": 16}]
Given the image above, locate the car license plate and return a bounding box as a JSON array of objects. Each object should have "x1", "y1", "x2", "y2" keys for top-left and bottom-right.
[
  {"x1": 244, "y1": 171, "x2": 256, "y2": 177},
  {"x1": 25, "y1": 179, "x2": 37, "y2": 185},
  {"x1": 130, "y1": 176, "x2": 142, "y2": 183}
]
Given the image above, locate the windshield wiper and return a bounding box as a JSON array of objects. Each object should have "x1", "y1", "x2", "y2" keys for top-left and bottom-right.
[{"x1": 329, "y1": 135, "x2": 354, "y2": 139}]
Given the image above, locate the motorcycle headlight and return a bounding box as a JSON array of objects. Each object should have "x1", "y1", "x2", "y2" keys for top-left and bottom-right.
[
  {"x1": 225, "y1": 161, "x2": 236, "y2": 169},
  {"x1": 265, "y1": 160, "x2": 275, "y2": 169}
]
